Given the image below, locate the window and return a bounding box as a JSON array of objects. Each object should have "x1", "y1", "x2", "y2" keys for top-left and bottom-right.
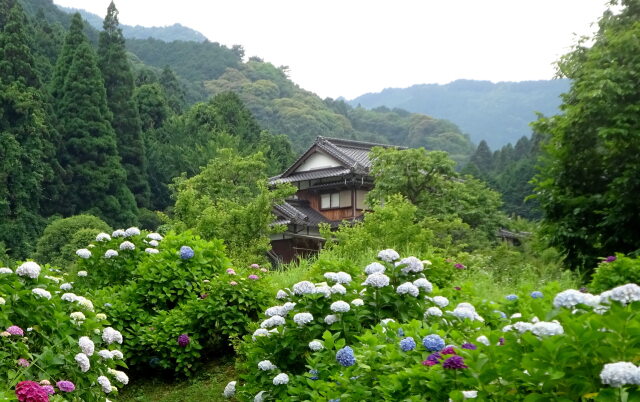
[
  {"x1": 320, "y1": 191, "x2": 352, "y2": 209},
  {"x1": 356, "y1": 190, "x2": 368, "y2": 210}
]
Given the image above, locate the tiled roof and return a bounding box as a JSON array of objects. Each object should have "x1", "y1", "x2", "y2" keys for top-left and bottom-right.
[
  {"x1": 270, "y1": 167, "x2": 351, "y2": 184},
  {"x1": 273, "y1": 200, "x2": 359, "y2": 229}
]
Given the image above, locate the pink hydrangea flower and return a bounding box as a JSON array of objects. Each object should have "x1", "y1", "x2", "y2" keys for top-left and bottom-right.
[
  {"x1": 7, "y1": 326, "x2": 24, "y2": 336},
  {"x1": 251, "y1": 263, "x2": 260, "y2": 269},
  {"x1": 226, "y1": 268, "x2": 236, "y2": 275},
  {"x1": 230, "y1": 281, "x2": 238, "y2": 286},
  {"x1": 248, "y1": 275, "x2": 259, "y2": 280}
]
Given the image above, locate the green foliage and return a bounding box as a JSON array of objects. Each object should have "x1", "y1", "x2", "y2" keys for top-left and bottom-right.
[
  {"x1": 98, "y1": 1, "x2": 150, "y2": 208},
  {"x1": 368, "y1": 147, "x2": 506, "y2": 242},
  {"x1": 533, "y1": 1, "x2": 640, "y2": 270},
  {"x1": 34, "y1": 214, "x2": 111, "y2": 267},
  {"x1": 0, "y1": 260, "x2": 129, "y2": 400},
  {"x1": 169, "y1": 149, "x2": 296, "y2": 266},
  {"x1": 590, "y1": 254, "x2": 640, "y2": 294},
  {"x1": 134, "y1": 82, "x2": 170, "y2": 131}
]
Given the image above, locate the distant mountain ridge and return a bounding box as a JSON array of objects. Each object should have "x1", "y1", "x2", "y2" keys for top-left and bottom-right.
[
  {"x1": 57, "y1": 6, "x2": 208, "y2": 42},
  {"x1": 349, "y1": 79, "x2": 571, "y2": 148}
]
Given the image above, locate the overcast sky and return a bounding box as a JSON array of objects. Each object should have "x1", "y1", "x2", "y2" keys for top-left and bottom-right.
[{"x1": 53, "y1": 0, "x2": 609, "y2": 99}]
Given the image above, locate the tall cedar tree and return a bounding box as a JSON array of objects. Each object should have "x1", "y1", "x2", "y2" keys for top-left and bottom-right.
[
  {"x1": 98, "y1": 2, "x2": 150, "y2": 207},
  {"x1": 53, "y1": 16, "x2": 137, "y2": 226},
  {"x1": 0, "y1": 2, "x2": 57, "y2": 257},
  {"x1": 533, "y1": 0, "x2": 640, "y2": 269}
]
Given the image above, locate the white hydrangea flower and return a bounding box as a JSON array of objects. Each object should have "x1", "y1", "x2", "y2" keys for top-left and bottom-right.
[
  {"x1": 462, "y1": 390, "x2": 478, "y2": 399},
  {"x1": 553, "y1": 289, "x2": 599, "y2": 308},
  {"x1": 396, "y1": 256, "x2": 424, "y2": 273},
  {"x1": 363, "y1": 272, "x2": 390, "y2": 288},
  {"x1": 77, "y1": 271, "x2": 88, "y2": 277},
  {"x1": 531, "y1": 321, "x2": 564, "y2": 337},
  {"x1": 293, "y1": 312, "x2": 314, "y2": 326},
  {"x1": 351, "y1": 298, "x2": 364, "y2": 306},
  {"x1": 32, "y1": 288, "x2": 52, "y2": 300},
  {"x1": 378, "y1": 249, "x2": 400, "y2": 262},
  {"x1": 112, "y1": 229, "x2": 126, "y2": 238},
  {"x1": 60, "y1": 283, "x2": 73, "y2": 291},
  {"x1": 75, "y1": 352, "x2": 90, "y2": 372},
  {"x1": 513, "y1": 321, "x2": 534, "y2": 333},
  {"x1": 324, "y1": 272, "x2": 338, "y2": 282},
  {"x1": 76, "y1": 249, "x2": 92, "y2": 259},
  {"x1": 364, "y1": 262, "x2": 386, "y2": 275},
  {"x1": 254, "y1": 391, "x2": 267, "y2": 402},
  {"x1": 44, "y1": 275, "x2": 61, "y2": 283},
  {"x1": 108, "y1": 368, "x2": 129, "y2": 385},
  {"x1": 102, "y1": 327, "x2": 123, "y2": 344},
  {"x1": 0, "y1": 267, "x2": 13, "y2": 274},
  {"x1": 96, "y1": 313, "x2": 107, "y2": 321},
  {"x1": 16, "y1": 261, "x2": 41, "y2": 279},
  {"x1": 331, "y1": 284, "x2": 347, "y2": 295},
  {"x1": 476, "y1": 335, "x2": 490, "y2": 346},
  {"x1": 260, "y1": 315, "x2": 286, "y2": 328},
  {"x1": 111, "y1": 350, "x2": 124, "y2": 360},
  {"x1": 292, "y1": 281, "x2": 315, "y2": 295},
  {"x1": 413, "y1": 278, "x2": 433, "y2": 292},
  {"x1": 78, "y1": 336, "x2": 95, "y2": 356},
  {"x1": 272, "y1": 373, "x2": 289, "y2": 385},
  {"x1": 282, "y1": 302, "x2": 296, "y2": 313},
  {"x1": 0, "y1": 297, "x2": 5, "y2": 305},
  {"x1": 510, "y1": 313, "x2": 522, "y2": 319},
  {"x1": 309, "y1": 340, "x2": 324, "y2": 351},
  {"x1": 600, "y1": 362, "x2": 640, "y2": 387},
  {"x1": 276, "y1": 290, "x2": 288, "y2": 300},
  {"x1": 124, "y1": 227, "x2": 141, "y2": 237},
  {"x1": 145, "y1": 248, "x2": 159, "y2": 254},
  {"x1": 223, "y1": 381, "x2": 236, "y2": 398},
  {"x1": 98, "y1": 350, "x2": 113, "y2": 359},
  {"x1": 330, "y1": 301, "x2": 351, "y2": 313},
  {"x1": 314, "y1": 285, "x2": 332, "y2": 298},
  {"x1": 336, "y1": 272, "x2": 352, "y2": 284},
  {"x1": 396, "y1": 282, "x2": 420, "y2": 297},
  {"x1": 425, "y1": 307, "x2": 443, "y2": 317},
  {"x1": 96, "y1": 232, "x2": 111, "y2": 242},
  {"x1": 381, "y1": 318, "x2": 395, "y2": 325},
  {"x1": 265, "y1": 306, "x2": 286, "y2": 317},
  {"x1": 119, "y1": 241, "x2": 135, "y2": 251},
  {"x1": 102, "y1": 249, "x2": 118, "y2": 259},
  {"x1": 97, "y1": 375, "x2": 112, "y2": 393},
  {"x1": 324, "y1": 314, "x2": 339, "y2": 325},
  {"x1": 502, "y1": 325, "x2": 513, "y2": 332},
  {"x1": 62, "y1": 293, "x2": 78, "y2": 302},
  {"x1": 258, "y1": 360, "x2": 278, "y2": 371},
  {"x1": 148, "y1": 240, "x2": 159, "y2": 247},
  {"x1": 252, "y1": 328, "x2": 270, "y2": 340},
  {"x1": 147, "y1": 232, "x2": 163, "y2": 241},
  {"x1": 432, "y1": 296, "x2": 449, "y2": 307},
  {"x1": 600, "y1": 284, "x2": 640, "y2": 306},
  {"x1": 449, "y1": 303, "x2": 484, "y2": 322},
  {"x1": 76, "y1": 296, "x2": 94, "y2": 312}
]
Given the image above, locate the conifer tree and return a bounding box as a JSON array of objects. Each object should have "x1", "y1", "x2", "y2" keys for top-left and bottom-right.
[
  {"x1": 49, "y1": 13, "x2": 84, "y2": 102},
  {"x1": 54, "y1": 23, "x2": 137, "y2": 226},
  {"x1": 159, "y1": 65, "x2": 186, "y2": 113},
  {"x1": 98, "y1": 1, "x2": 150, "y2": 207},
  {"x1": 0, "y1": 2, "x2": 56, "y2": 256}
]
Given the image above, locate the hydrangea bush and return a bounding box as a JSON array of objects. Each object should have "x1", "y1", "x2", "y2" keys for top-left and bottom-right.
[
  {"x1": 230, "y1": 249, "x2": 640, "y2": 401},
  {"x1": 0, "y1": 261, "x2": 128, "y2": 401}
]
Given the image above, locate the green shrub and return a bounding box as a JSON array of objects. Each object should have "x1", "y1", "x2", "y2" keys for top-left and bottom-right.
[
  {"x1": 34, "y1": 215, "x2": 111, "y2": 268},
  {"x1": 137, "y1": 208, "x2": 162, "y2": 231},
  {"x1": 590, "y1": 254, "x2": 640, "y2": 293},
  {"x1": 0, "y1": 260, "x2": 129, "y2": 400}
]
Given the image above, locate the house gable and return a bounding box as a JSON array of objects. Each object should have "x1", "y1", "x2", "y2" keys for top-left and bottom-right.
[{"x1": 295, "y1": 152, "x2": 343, "y2": 172}]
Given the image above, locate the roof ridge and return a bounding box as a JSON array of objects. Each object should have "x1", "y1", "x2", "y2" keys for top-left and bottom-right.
[{"x1": 317, "y1": 136, "x2": 404, "y2": 150}]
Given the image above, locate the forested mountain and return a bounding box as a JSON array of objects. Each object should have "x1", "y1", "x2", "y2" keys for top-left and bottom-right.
[
  {"x1": 57, "y1": 6, "x2": 207, "y2": 42},
  {"x1": 350, "y1": 79, "x2": 570, "y2": 149}
]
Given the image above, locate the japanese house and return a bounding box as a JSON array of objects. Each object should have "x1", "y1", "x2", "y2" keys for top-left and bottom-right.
[{"x1": 268, "y1": 136, "x2": 403, "y2": 263}]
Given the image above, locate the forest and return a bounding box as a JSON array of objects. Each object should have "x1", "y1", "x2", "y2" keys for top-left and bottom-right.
[{"x1": 2, "y1": 0, "x2": 640, "y2": 400}]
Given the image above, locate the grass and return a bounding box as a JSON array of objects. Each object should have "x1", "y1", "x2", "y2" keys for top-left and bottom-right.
[{"x1": 119, "y1": 357, "x2": 235, "y2": 402}]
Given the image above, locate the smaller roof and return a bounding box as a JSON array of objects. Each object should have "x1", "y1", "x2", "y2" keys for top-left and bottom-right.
[
  {"x1": 273, "y1": 199, "x2": 360, "y2": 229},
  {"x1": 270, "y1": 167, "x2": 351, "y2": 184}
]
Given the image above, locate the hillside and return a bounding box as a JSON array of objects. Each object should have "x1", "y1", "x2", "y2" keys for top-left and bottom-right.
[
  {"x1": 350, "y1": 79, "x2": 571, "y2": 148},
  {"x1": 57, "y1": 6, "x2": 208, "y2": 42}
]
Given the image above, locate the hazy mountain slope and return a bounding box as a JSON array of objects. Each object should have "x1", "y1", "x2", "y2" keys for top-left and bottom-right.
[
  {"x1": 350, "y1": 79, "x2": 570, "y2": 148},
  {"x1": 57, "y1": 6, "x2": 207, "y2": 42}
]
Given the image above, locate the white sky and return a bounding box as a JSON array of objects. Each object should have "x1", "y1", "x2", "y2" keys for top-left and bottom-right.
[{"x1": 52, "y1": 0, "x2": 609, "y2": 99}]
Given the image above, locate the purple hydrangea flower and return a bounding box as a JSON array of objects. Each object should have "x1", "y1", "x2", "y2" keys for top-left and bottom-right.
[
  {"x1": 41, "y1": 385, "x2": 55, "y2": 395},
  {"x1": 6, "y1": 326, "x2": 24, "y2": 336},
  {"x1": 177, "y1": 334, "x2": 190, "y2": 347},
  {"x1": 56, "y1": 381, "x2": 75, "y2": 392},
  {"x1": 442, "y1": 355, "x2": 467, "y2": 369},
  {"x1": 226, "y1": 268, "x2": 236, "y2": 275},
  {"x1": 454, "y1": 263, "x2": 466, "y2": 269},
  {"x1": 399, "y1": 337, "x2": 416, "y2": 352},
  {"x1": 422, "y1": 352, "x2": 442, "y2": 366},
  {"x1": 179, "y1": 246, "x2": 194, "y2": 260},
  {"x1": 422, "y1": 334, "x2": 445, "y2": 352},
  {"x1": 336, "y1": 346, "x2": 356, "y2": 367},
  {"x1": 248, "y1": 274, "x2": 259, "y2": 280},
  {"x1": 309, "y1": 369, "x2": 319, "y2": 380},
  {"x1": 17, "y1": 358, "x2": 30, "y2": 367},
  {"x1": 461, "y1": 343, "x2": 477, "y2": 350},
  {"x1": 441, "y1": 346, "x2": 456, "y2": 355},
  {"x1": 604, "y1": 256, "x2": 617, "y2": 263},
  {"x1": 531, "y1": 291, "x2": 544, "y2": 299},
  {"x1": 251, "y1": 263, "x2": 260, "y2": 269}
]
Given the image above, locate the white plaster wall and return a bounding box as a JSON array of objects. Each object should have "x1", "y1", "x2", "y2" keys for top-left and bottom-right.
[{"x1": 295, "y1": 152, "x2": 341, "y2": 172}]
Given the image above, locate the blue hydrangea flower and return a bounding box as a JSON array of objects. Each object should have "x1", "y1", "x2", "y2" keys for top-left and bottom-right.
[
  {"x1": 422, "y1": 334, "x2": 445, "y2": 352},
  {"x1": 494, "y1": 310, "x2": 507, "y2": 318},
  {"x1": 399, "y1": 337, "x2": 416, "y2": 352},
  {"x1": 329, "y1": 399, "x2": 341, "y2": 402},
  {"x1": 397, "y1": 328, "x2": 405, "y2": 337},
  {"x1": 336, "y1": 346, "x2": 356, "y2": 367},
  {"x1": 531, "y1": 291, "x2": 544, "y2": 299},
  {"x1": 505, "y1": 294, "x2": 518, "y2": 301},
  {"x1": 309, "y1": 369, "x2": 319, "y2": 380},
  {"x1": 179, "y1": 246, "x2": 194, "y2": 260}
]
